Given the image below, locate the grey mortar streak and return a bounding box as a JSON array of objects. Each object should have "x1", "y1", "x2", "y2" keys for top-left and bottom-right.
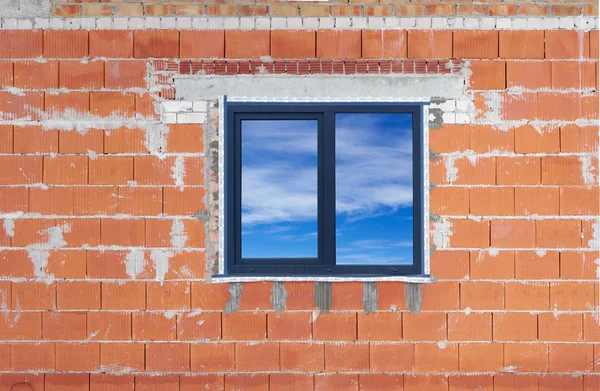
[
  {"x1": 404, "y1": 283, "x2": 422, "y2": 314},
  {"x1": 224, "y1": 282, "x2": 242, "y2": 314},
  {"x1": 175, "y1": 75, "x2": 466, "y2": 101},
  {"x1": 0, "y1": 0, "x2": 51, "y2": 17},
  {"x1": 270, "y1": 282, "x2": 288, "y2": 313},
  {"x1": 362, "y1": 282, "x2": 378, "y2": 314},
  {"x1": 314, "y1": 282, "x2": 332, "y2": 313}
]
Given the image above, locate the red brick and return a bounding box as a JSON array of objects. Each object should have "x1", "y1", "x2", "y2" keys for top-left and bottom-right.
[
  {"x1": 285, "y1": 282, "x2": 316, "y2": 310},
  {"x1": 408, "y1": 30, "x2": 453, "y2": 58},
  {"x1": 430, "y1": 124, "x2": 470, "y2": 153},
  {"x1": 420, "y1": 282, "x2": 460, "y2": 311},
  {"x1": 325, "y1": 342, "x2": 369, "y2": 372},
  {"x1": 561, "y1": 125, "x2": 599, "y2": 153},
  {"x1": 28, "y1": 187, "x2": 72, "y2": 216},
  {"x1": 43, "y1": 311, "x2": 86, "y2": 340},
  {"x1": 222, "y1": 312, "x2": 266, "y2": 340},
  {"x1": 147, "y1": 281, "x2": 190, "y2": 310},
  {"x1": 191, "y1": 282, "x2": 230, "y2": 310},
  {"x1": 313, "y1": 312, "x2": 357, "y2": 341},
  {"x1": 414, "y1": 343, "x2": 458, "y2": 372},
  {"x1": 549, "y1": 344, "x2": 594, "y2": 372},
  {"x1": 176, "y1": 311, "x2": 221, "y2": 341},
  {"x1": 317, "y1": 30, "x2": 361, "y2": 59},
  {"x1": 181, "y1": 375, "x2": 224, "y2": 391},
  {"x1": 362, "y1": 30, "x2": 407, "y2": 59},
  {"x1": 10, "y1": 218, "x2": 55, "y2": 246},
  {"x1": 55, "y1": 342, "x2": 99, "y2": 372},
  {"x1": 43, "y1": 156, "x2": 88, "y2": 185},
  {"x1": 59, "y1": 128, "x2": 103, "y2": 154},
  {"x1": 505, "y1": 281, "x2": 550, "y2": 310},
  {"x1": 46, "y1": 251, "x2": 86, "y2": 280},
  {"x1": 357, "y1": 312, "x2": 402, "y2": 341},
  {"x1": 166, "y1": 124, "x2": 204, "y2": 153},
  {"x1": 272, "y1": 30, "x2": 316, "y2": 59},
  {"x1": 546, "y1": 30, "x2": 590, "y2": 59},
  {"x1": 146, "y1": 219, "x2": 204, "y2": 248},
  {"x1": 491, "y1": 219, "x2": 536, "y2": 248},
  {"x1": 515, "y1": 251, "x2": 560, "y2": 279},
  {"x1": 226, "y1": 374, "x2": 269, "y2": 391},
  {"x1": 280, "y1": 342, "x2": 324, "y2": 372},
  {"x1": 429, "y1": 187, "x2": 469, "y2": 216},
  {"x1": 89, "y1": 31, "x2": 133, "y2": 58},
  {"x1": 331, "y1": 282, "x2": 363, "y2": 310},
  {"x1": 0, "y1": 187, "x2": 27, "y2": 212},
  {"x1": 430, "y1": 250, "x2": 470, "y2": 280},
  {"x1": 267, "y1": 312, "x2": 312, "y2": 341},
  {"x1": 0, "y1": 61, "x2": 12, "y2": 88},
  {"x1": 403, "y1": 312, "x2": 447, "y2": 341},
  {"x1": 537, "y1": 92, "x2": 582, "y2": 121},
  {"x1": 507, "y1": 61, "x2": 552, "y2": 89},
  {"x1": 494, "y1": 374, "x2": 539, "y2": 391},
  {"x1": 87, "y1": 312, "x2": 131, "y2": 341},
  {"x1": 552, "y1": 61, "x2": 596, "y2": 89},
  {"x1": 105, "y1": 60, "x2": 147, "y2": 89},
  {"x1": 551, "y1": 281, "x2": 595, "y2": 311},
  {"x1": 224, "y1": 30, "x2": 270, "y2": 58},
  {"x1": 11, "y1": 343, "x2": 55, "y2": 371},
  {"x1": 45, "y1": 91, "x2": 90, "y2": 116},
  {"x1": 470, "y1": 187, "x2": 514, "y2": 216},
  {"x1": 13, "y1": 60, "x2": 58, "y2": 89},
  {"x1": 91, "y1": 374, "x2": 134, "y2": 391},
  {"x1": 163, "y1": 187, "x2": 206, "y2": 216},
  {"x1": 102, "y1": 281, "x2": 146, "y2": 310},
  {"x1": 117, "y1": 187, "x2": 162, "y2": 215},
  {"x1": 501, "y1": 92, "x2": 538, "y2": 121},
  {"x1": 451, "y1": 157, "x2": 496, "y2": 185},
  {"x1": 90, "y1": 91, "x2": 135, "y2": 118},
  {"x1": 0, "y1": 31, "x2": 43, "y2": 58},
  {"x1": 448, "y1": 312, "x2": 492, "y2": 341},
  {"x1": 134, "y1": 156, "x2": 204, "y2": 186},
  {"x1": 132, "y1": 311, "x2": 176, "y2": 341},
  {"x1": 100, "y1": 343, "x2": 144, "y2": 372},
  {"x1": 468, "y1": 60, "x2": 506, "y2": 90},
  {"x1": 59, "y1": 60, "x2": 104, "y2": 89},
  {"x1": 236, "y1": 342, "x2": 279, "y2": 371},
  {"x1": 449, "y1": 375, "x2": 493, "y2": 391},
  {"x1": 561, "y1": 251, "x2": 598, "y2": 280},
  {"x1": 500, "y1": 31, "x2": 545, "y2": 59},
  {"x1": 459, "y1": 343, "x2": 504, "y2": 372},
  {"x1": 73, "y1": 186, "x2": 119, "y2": 216},
  {"x1": 0, "y1": 124, "x2": 12, "y2": 153},
  {"x1": 561, "y1": 186, "x2": 600, "y2": 215},
  {"x1": 370, "y1": 342, "x2": 414, "y2": 372},
  {"x1": 0, "y1": 91, "x2": 44, "y2": 121},
  {"x1": 505, "y1": 343, "x2": 549, "y2": 372},
  {"x1": 12, "y1": 281, "x2": 56, "y2": 310},
  {"x1": 515, "y1": 124, "x2": 560, "y2": 153},
  {"x1": 536, "y1": 219, "x2": 581, "y2": 248},
  {"x1": 104, "y1": 126, "x2": 147, "y2": 153},
  {"x1": 146, "y1": 343, "x2": 190, "y2": 372},
  {"x1": 101, "y1": 218, "x2": 145, "y2": 246},
  {"x1": 461, "y1": 281, "x2": 504, "y2": 310},
  {"x1": 134, "y1": 30, "x2": 179, "y2": 59},
  {"x1": 539, "y1": 313, "x2": 583, "y2": 342},
  {"x1": 13, "y1": 125, "x2": 57, "y2": 154},
  {"x1": 57, "y1": 281, "x2": 100, "y2": 310},
  {"x1": 180, "y1": 30, "x2": 224, "y2": 58},
  {"x1": 470, "y1": 250, "x2": 515, "y2": 279},
  {"x1": 448, "y1": 219, "x2": 490, "y2": 248},
  {"x1": 270, "y1": 374, "x2": 314, "y2": 391},
  {"x1": 44, "y1": 31, "x2": 88, "y2": 58},
  {"x1": 515, "y1": 186, "x2": 559, "y2": 215},
  {"x1": 404, "y1": 375, "x2": 448, "y2": 391},
  {"x1": 135, "y1": 374, "x2": 179, "y2": 391},
  {"x1": 454, "y1": 31, "x2": 499, "y2": 59},
  {"x1": 191, "y1": 343, "x2": 234, "y2": 372}
]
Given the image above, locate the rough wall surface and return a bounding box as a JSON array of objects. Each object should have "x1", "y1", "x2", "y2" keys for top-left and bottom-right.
[{"x1": 0, "y1": 8, "x2": 599, "y2": 391}]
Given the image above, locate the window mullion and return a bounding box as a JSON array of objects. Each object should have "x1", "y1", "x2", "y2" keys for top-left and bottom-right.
[{"x1": 322, "y1": 110, "x2": 336, "y2": 268}]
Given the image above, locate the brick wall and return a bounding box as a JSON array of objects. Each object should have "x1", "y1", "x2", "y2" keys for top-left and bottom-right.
[{"x1": 0, "y1": 23, "x2": 599, "y2": 391}]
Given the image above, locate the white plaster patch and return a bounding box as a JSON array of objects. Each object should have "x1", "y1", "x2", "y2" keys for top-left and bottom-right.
[
  {"x1": 588, "y1": 220, "x2": 600, "y2": 249},
  {"x1": 150, "y1": 249, "x2": 173, "y2": 284},
  {"x1": 580, "y1": 156, "x2": 596, "y2": 185},
  {"x1": 171, "y1": 156, "x2": 186, "y2": 191},
  {"x1": 3, "y1": 219, "x2": 14, "y2": 237},
  {"x1": 26, "y1": 223, "x2": 69, "y2": 284},
  {"x1": 170, "y1": 219, "x2": 188, "y2": 250},
  {"x1": 125, "y1": 249, "x2": 146, "y2": 279},
  {"x1": 445, "y1": 156, "x2": 458, "y2": 183},
  {"x1": 432, "y1": 218, "x2": 452, "y2": 249}
]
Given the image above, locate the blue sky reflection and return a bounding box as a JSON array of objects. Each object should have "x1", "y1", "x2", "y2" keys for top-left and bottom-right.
[
  {"x1": 241, "y1": 119, "x2": 318, "y2": 258},
  {"x1": 335, "y1": 113, "x2": 413, "y2": 264}
]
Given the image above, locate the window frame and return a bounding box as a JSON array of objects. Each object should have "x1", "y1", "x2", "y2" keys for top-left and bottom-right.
[{"x1": 224, "y1": 100, "x2": 426, "y2": 277}]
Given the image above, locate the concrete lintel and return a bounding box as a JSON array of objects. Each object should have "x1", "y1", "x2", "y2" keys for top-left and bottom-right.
[{"x1": 175, "y1": 75, "x2": 466, "y2": 102}]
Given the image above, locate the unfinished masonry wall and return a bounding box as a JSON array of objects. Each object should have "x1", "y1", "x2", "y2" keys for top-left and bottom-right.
[{"x1": 0, "y1": 12, "x2": 598, "y2": 391}]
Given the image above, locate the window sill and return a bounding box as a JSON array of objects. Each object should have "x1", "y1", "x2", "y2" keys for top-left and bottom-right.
[{"x1": 210, "y1": 274, "x2": 432, "y2": 283}]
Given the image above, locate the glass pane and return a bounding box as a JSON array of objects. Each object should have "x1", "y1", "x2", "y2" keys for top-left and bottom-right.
[
  {"x1": 335, "y1": 113, "x2": 413, "y2": 265},
  {"x1": 241, "y1": 119, "x2": 318, "y2": 258}
]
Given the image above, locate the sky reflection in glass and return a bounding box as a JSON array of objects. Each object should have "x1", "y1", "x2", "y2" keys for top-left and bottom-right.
[
  {"x1": 335, "y1": 113, "x2": 414, "y2": 265},
  {"x1": 241, "y1": 119, "x2": 319, "y2": 258}
]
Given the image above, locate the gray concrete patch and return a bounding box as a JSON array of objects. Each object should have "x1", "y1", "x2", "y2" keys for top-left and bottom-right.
[
  {"x1": 224, "y1": 282, "x2": 242, "y2": 314},
  {"x1": 404, "y1": 283, "x2": 422, "y2": 314},
  {"x1": 362, "y1": 282, "x2": 378, "y2": 314},
  {"x1": 0, "y1": 0, "x2": 51, "y2": 17},
  {"x1": 175, "y1": 75, "x2": 466, "y2": 101},
  {"x1": 314, "y1": 282, "x2": 332, "y2": 313},
  {"x1": 270, "y1": 281, "x2": 288, "y2": 313}
]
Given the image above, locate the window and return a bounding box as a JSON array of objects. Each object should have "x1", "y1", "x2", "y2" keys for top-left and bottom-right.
[{"x1": 224, "y1": 100, "x2": 426, "y2": 277}]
